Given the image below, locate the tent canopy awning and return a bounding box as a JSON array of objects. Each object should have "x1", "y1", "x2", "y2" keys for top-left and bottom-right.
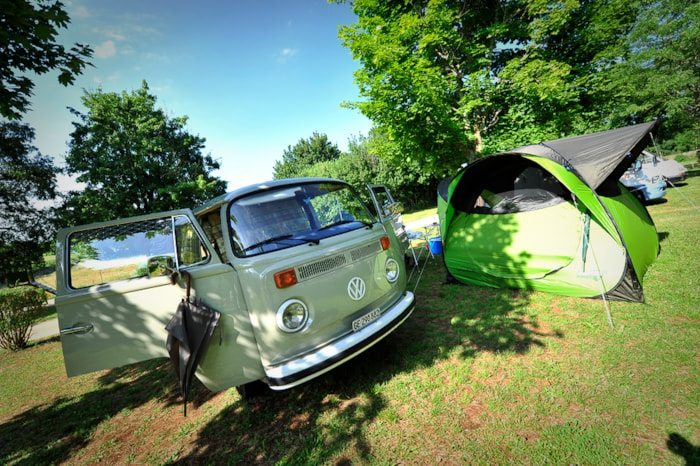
[{"x1": 503, "y1": 121, "x2": 659, "y2": 189}]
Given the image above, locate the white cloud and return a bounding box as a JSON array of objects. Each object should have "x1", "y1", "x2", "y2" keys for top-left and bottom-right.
[
  {"x1": 72, "y1": 5, "x2": 90, "y2": 19},
  {"x1": 277, "y1": 48, "x2": 299, "y2": 63},
  {"x1": 105, "y1": 30, "x2": 127, "y2": 41},
  {"x1": 94, "y1": 40, "x2": 117, "y2": 59}
]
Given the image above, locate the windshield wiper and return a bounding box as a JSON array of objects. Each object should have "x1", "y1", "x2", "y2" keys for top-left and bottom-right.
[
  {"x1": 242, "y1": 234, "x2": 294, "y2": 253},
  {"x1": 242, "y1": 234, "x2": 320, "y2": 252}
]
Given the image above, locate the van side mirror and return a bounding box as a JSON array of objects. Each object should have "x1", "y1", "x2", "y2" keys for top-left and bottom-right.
[{"x1": 147, "y1": 255, "x2": 176, "y2": 277}]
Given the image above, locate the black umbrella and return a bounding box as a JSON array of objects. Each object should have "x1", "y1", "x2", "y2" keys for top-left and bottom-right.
[{"x1": 165, "y1": 270, "x2": 221, "y2": 416}]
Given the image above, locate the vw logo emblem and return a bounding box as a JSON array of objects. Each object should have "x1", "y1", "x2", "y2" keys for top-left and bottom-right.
[{"x1": 347, "y1": 277, "x2": 366, "y2": 301}]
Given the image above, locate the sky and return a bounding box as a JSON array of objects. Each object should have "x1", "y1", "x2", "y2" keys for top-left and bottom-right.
[{"x1": 23, "y1": 0, "x2": 372, "y2": 194}]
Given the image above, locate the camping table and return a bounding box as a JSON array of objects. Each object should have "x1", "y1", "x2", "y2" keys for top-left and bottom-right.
[{"x1": 407, "y1": 223, "x2": 440, "y2": 291}]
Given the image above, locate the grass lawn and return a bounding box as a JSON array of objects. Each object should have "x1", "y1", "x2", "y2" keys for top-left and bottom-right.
[{"x1": 2, "y1": 171, "x2": 699, "y2": 465}]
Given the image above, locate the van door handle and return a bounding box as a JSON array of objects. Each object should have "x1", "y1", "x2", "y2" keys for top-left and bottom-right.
[{"x1": 60, "y1": 323, "x2": 94, "y2": 336}]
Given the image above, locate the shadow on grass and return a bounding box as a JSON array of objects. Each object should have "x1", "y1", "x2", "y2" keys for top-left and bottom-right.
[
  {"x1": 2, "y1": 261, "x2": 562, "y2": 464},
  {"x1": 176, "y1": 258, "x2": 563, "y2": 464},
  {"x1": 686, "y1": 167, "x2": 700, "y2": 178},
  {"x1": 667, "y1": 433, "x2": 700, "y2": 465},
  {"x1": 410, "y1": 258, "x2": 563, "y2": 358},
  {"x1": 0, "y1": 358, "x2": 191, "y2": 465},
  {"x1": 179, "y1": 378, "x2": 386, "y2": 464}
]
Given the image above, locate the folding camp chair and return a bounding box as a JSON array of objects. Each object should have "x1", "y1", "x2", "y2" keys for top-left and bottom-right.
[{"x1": 407, "y1": 223, "x2": 441, "y2": 291}]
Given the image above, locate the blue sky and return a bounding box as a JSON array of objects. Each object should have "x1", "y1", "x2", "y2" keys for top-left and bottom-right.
[{"x1": 23, "y1": 0, "x2": 371, "y2": 193}]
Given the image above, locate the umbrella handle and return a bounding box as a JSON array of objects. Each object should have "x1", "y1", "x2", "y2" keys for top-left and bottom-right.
[{"x1": 170, "y1": 270, "x2": 192, "y2": 300}]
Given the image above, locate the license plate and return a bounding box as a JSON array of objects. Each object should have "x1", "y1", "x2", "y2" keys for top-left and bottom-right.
[{"x1": 352, "y1": 308, "x2": 381, "y2": 332}]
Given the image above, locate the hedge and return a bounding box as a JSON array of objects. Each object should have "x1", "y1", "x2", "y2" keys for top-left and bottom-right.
[{"x1": 0, "y1": 286, "x2": 47, "y2": 351}]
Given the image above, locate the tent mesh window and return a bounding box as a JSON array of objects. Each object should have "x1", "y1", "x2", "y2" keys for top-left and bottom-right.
[{"x1": 457, "y1": 156, "x2": 569, "y2": 215}]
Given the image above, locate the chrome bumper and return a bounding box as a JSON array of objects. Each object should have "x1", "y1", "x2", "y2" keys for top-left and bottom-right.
[{"x1": 265, "y1": 291, "x2": 415, "y2": 390}]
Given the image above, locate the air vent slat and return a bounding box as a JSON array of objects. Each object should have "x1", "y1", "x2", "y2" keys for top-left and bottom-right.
[
  {"x1": 297, "y1": 254, "x2": 347, "y2": 280},
  {"x1": 294, "y1": 242, "x2": 382, "y2": 281},
  {"x1": 350, "y1": 242, "x2": 381, "y2": 261}
]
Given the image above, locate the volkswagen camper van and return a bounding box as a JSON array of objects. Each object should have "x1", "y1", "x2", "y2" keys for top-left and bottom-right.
[{"x1": 55, "y1": 178, "x2": 414, "y2": 394}]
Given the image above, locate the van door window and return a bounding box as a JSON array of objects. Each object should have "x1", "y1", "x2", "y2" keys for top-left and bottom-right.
[
  {"x1": 67, "y1": 215, "x2": 209, "y2": 289},
  {"x1": 173, "y1": 215, "x2": 209, "y2": 266}
]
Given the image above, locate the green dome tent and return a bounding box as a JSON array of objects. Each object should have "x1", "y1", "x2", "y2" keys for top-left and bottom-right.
[{"x1": 437, "y1": 121, "x2": 661, "y2": 302}]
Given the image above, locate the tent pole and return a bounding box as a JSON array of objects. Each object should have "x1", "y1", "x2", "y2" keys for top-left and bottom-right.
[
  {"x1": 584, "y1": 230, "x2": 615, "y2": 331},
  {"x1": 574, "y1": 196, "x2": 615, "y2": 330}
]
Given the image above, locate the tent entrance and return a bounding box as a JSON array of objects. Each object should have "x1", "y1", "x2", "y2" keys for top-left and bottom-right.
[{"x1": 443, "y1": 154, "x2": 628, "y2": 297}]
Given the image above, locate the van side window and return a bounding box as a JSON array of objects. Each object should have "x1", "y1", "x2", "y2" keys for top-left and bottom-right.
[{"x1": 68, "y1": 215, "x2": 209, "y2": 289}]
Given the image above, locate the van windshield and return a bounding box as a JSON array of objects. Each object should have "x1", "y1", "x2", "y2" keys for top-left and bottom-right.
[{"x1": 228, "y1": 181, "x2": 375, "y2": 257}]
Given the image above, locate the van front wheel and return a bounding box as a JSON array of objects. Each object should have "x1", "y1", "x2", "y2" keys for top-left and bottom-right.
[{"x1": 235, "y1": 380, "x2": 270, "y2": 399}]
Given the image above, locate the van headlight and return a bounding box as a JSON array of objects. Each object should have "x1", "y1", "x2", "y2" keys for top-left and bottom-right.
[
  {"x1": 385, "y1": 258, "x2": 399, "y2": 283},
  {"x1": 276, "y1": 299, "x2": 309, "y2": 332}
]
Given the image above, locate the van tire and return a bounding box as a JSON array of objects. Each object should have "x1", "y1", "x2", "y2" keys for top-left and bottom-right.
[{"x1": 235, "y1": 380, "x2": 269, "y2": 399}]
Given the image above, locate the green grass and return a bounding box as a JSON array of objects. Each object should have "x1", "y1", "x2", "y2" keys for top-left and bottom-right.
[{"x1": 2, "y1": 171, "x2": 699, "y2": 464}]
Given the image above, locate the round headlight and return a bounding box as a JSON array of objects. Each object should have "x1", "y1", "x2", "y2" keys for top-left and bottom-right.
[
  {"x1": 385, "y1": 258, "x2": 399, "y2": 283},
  {"x1": 276, "y1": 299, "x2": 309, "y2": 333}
]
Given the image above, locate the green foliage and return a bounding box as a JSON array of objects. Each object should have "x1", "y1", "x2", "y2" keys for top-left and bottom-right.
[
  {"x1": 336, "y1": 0, "x2": 698, "y2": 176},
  {"x1": 0, "y1": 242, "x2": 46, "y2": 285},
  {"x1": 0, "y1": 0, "x2": 93, "y2": 119},
  {"x1": 0, "y1": 0, "x2": 86, "y2": 280},
  {"x1": 0, "y1": 286, "x2": 47, "y2": 351},
  {"x1": 600, "y1": 0, "x2": 700, "y2": 152},
  {"x1": 272, "y1": 132, "x2": 342, "y2": 179},
  {"x1": 291, "y1": 131, "x2": 438, "y2": 211},
  {"x1": 338, "y1": 0, "x2": 493, "y2": 172},
  {"x1": 0, "y1": 121, "x2": 58, "y2": 282},
  {"x1": 339, "y1": 0, "x2": 613, "y2": 168},
  {"x1": 0, "y1": 122, "x2": 57, "y2": 242},
  {"x1": 61, "y1": 81, "x2": 227, "y2": 225}
]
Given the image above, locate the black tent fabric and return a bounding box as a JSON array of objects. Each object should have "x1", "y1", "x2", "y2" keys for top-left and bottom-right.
[
  {"x1": 507, "y1": 120, "x2": 660, "y2": 189},
  {"x1": 165, "y1": 271, "x2": 221, "y2": 416}
]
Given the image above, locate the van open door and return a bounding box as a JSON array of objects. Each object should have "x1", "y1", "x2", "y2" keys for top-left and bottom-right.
[
  {"x1": 55, "y1": 210, "x2": 229, "y2": 377},
  {"x1": 367, "y1": 184, "x2": 410, "y2": 256}
]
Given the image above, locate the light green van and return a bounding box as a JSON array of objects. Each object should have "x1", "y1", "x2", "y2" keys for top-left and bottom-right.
[{"x1": 55, "y1": 178, "x2": 414, "y2": 395}]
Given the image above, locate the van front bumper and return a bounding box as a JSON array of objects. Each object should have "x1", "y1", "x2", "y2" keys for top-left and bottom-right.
[{"x1": 265, "y1": 291, "x2": 415, "y2": 390}]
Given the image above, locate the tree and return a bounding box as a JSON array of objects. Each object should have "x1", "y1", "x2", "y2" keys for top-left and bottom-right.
[
  {"x1": 272, "y1": 132, "x2": 342, "y2": 179},
  {"x1": 0, "y1": 0, "x2": 92, "y2": 119},
  {"x1": 336, "y1": 0, "x2": 535, "y2": 175},
  {"x1": 481, "y1": 0, "x2": 647, "y2": 152},
  {"x1": 61, "y1": 81, "x2": 227, "y2": 225},
  {"x1": 0, "y1": 122, "x2": 57, "y2": 283},
  {"x1": 335, "y1": 0, "x2": 672, "y2": 175},
  {"x1": 292, "y1": 130, "x2": 439, "y2": 211},
  {"x1": 0, "y1": 0, "x2": 89, "y2": 282},
  {"x1": 599, "y1": 0, "x2": 700, "y2": 152}
]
